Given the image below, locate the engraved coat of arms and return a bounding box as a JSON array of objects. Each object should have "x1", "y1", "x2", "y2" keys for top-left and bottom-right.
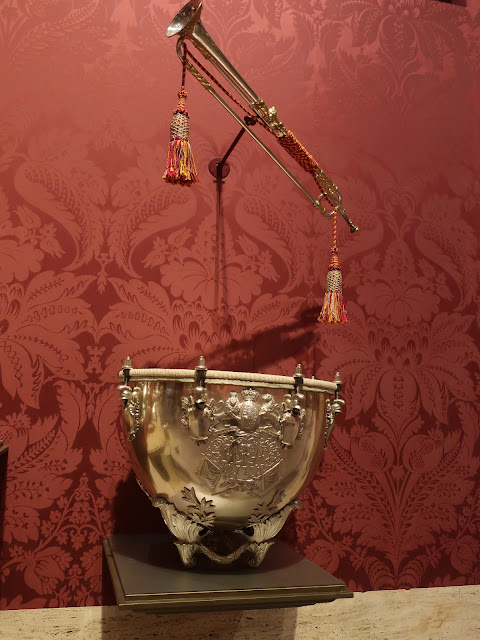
[{"x1": 181, "y1": 387, "x2": 305, "y2": 496}]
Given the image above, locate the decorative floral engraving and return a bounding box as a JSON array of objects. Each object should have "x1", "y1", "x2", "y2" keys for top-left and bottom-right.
[
  {"x1": 181, "y1": 487, "x2": 216, "y2": 529},
  {"x1": 239, "y1": 500, "x2": 301, "y2": 545},
  {"x1": 248, "y1": 490, "x2": 286, "y2": 525},
  {"x1": 153, "y1": 486, "x2": 286, "y2": 567}
]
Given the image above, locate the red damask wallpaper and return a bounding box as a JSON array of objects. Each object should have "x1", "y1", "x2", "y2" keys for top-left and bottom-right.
[{"x1": 0, "y1": 0, "x2": 479, "y2": 609}]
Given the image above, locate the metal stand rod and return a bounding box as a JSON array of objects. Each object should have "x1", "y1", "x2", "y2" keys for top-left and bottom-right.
[{"x1": 208, "y1": 115, "x2": 257, "y2": 181}]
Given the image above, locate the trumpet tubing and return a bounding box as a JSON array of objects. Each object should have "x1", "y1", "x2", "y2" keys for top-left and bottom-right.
[{"x1": 167, "y1": 0, "x2": 358, "y2": 233}]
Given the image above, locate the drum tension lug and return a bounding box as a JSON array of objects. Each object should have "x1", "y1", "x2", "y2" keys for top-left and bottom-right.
[
  {"x1": 122, "y1": 355, "x2": 132, "y2": 385},
  {"x1": 195, "y1": 355, "x2": 208, "y2": 388},
  {"x1": 333, "y1": 371, "x2": 342, "y2": 399},
  {"x1": 293, "y1": 363, "x2": 303, "y2": 394}
]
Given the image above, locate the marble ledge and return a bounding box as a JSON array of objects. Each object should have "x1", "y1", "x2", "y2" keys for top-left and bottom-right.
[{"x1": 0, "y1": 585, "x2": 479, "y2": 640}]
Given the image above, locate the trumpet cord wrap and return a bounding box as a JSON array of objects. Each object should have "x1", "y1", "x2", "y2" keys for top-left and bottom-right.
[
  {"x1": 277, "y1": 130, "x2": 319, "y2": 177},
  {"x1": 185, "y1": 49, "x2": 336, "y2": 208}
]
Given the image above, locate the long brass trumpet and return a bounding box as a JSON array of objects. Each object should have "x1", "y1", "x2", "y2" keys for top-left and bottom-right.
[{"x1": 166, "y1": 0, "x2": 358, "y2": 233}]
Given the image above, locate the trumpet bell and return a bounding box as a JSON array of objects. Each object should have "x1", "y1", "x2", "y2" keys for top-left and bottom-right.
[{"x1": 166, "y1": 0, "x2": 202, "y2": 38}]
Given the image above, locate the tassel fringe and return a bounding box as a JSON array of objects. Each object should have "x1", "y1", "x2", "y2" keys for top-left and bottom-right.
[
  {"x1": 318, "y1": 247, "x2": 348, "y2": 324},
  {"x1": 318, "y1": 284, "x2": 348, "y2": 323},
  {"x1": 163, "y1": 88, "x2": 199, "y2": 186},
  {"x1": 164, "y1": 138, "x2": 199, "y2": 185}
]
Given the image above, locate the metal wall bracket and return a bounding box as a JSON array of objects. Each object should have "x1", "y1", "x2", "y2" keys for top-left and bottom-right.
[{"x1": 208, "y1": 115, "x2": 257, "y2": 182}]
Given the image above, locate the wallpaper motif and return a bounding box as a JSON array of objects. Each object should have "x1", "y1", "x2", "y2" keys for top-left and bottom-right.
[{"x1": 0, "y1": 0, "x2": 479, "y2": 608}]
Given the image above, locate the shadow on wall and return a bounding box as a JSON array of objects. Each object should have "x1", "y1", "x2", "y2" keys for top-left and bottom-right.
[
  {"x1": 101, "y1": 470, "x2": 168, "y2": 605},
  {"x1": 194, "y1": 305, "x2": 320, "y2": 374},
  {"x1": 111, "y1": 470, "x2": 167, "y2": 536},
  {"x1": 98, "y1": 606, "x2": 298, "y2": 640}
]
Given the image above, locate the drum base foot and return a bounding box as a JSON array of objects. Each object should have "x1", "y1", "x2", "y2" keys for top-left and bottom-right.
[{"x1": 149, "y1": 491, "x2": 300, "y2": 568}]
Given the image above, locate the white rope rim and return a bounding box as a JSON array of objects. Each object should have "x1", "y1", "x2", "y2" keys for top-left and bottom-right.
[{"x1": 118, "y1": 367, "x2": 338, "y2": 393}]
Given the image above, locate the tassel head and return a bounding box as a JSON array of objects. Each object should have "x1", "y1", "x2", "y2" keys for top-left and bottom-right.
[
  {"x1": 318, "y1": 251, "x2": 348, "y2": 324},
  {"x1": 163, "y1": 89, "x2": 199, "y2": 186}
]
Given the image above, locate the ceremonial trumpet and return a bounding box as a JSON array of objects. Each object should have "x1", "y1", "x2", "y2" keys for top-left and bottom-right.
[{"x1": 166, "y1": 0, "x2": 358, "y2": 232}]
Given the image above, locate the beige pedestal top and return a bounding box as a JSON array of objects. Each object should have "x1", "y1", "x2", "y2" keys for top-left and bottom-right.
[{"x1": 0, "y1": 585, "x2": 478, "y2": 640}]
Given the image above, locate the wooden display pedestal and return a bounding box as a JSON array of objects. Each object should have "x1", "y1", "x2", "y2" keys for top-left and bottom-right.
[{"x1": 104, "y1": 533, "x2": 353, "y2": 614}]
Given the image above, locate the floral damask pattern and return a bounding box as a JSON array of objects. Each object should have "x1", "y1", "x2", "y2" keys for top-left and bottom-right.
[{"x1": 0, "y1": 0, "x2": 479, "y2": 608}]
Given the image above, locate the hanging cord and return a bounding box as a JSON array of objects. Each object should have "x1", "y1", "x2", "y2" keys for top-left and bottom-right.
[
  {"x1": 330, "y1": 205, "x2": 340, "y2": 267},
  {"x1": 174, "y1": 42, "x2": 188, "y2": 116},
  {"x1": 180, "y1": 42, "x2": 187, "y2": 90}
]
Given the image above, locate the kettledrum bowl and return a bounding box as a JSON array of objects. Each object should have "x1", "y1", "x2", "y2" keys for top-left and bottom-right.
[{"x1": 118, "y1": 357, "x2": 345, "y2": 568}]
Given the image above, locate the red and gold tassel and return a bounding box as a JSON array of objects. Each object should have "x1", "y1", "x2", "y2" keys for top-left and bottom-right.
[
  {"x1": 163, "y1": 45, "x2": 199, "y2": 186},
  {"x1": 318, "y1": 207, "x2": 348, "y2": 324}
]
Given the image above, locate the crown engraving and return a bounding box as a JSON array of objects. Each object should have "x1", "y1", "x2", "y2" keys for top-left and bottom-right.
[{"x1": 241, "y1": 388, "x2": 259, "y2": 402}]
